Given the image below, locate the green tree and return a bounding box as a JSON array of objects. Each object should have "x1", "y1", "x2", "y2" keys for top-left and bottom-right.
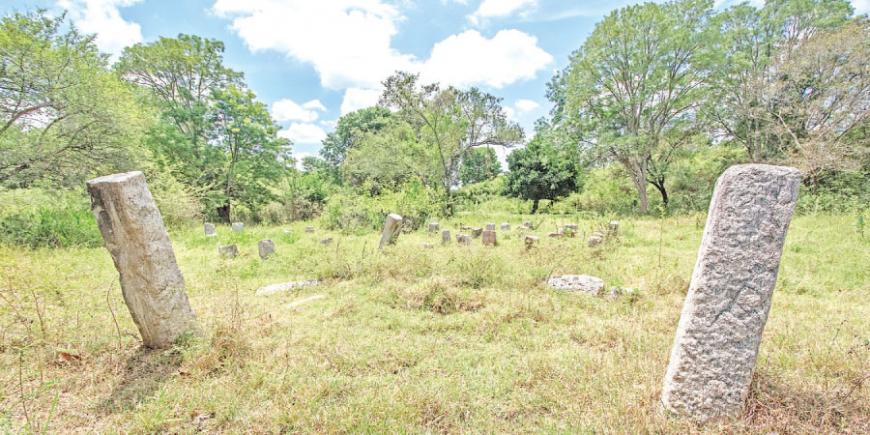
[
  {"x1": 208, "y1": 85, "x2": 290, "y2": 221},
  {"x1": 380, "y1": 72, "x2": 523, "y2": 214},
  {"x1": 459, "y1": 147, "x2": 501, "y2": 185},
  {"x1": 505, "y1": 132, "x2": 580, "y2": 214},
  {"x1": 556, "y1": 0, "x2": 712, "y2": 212},
  {"x1": 320, "y1": 106, "x2": 391, "y2": 173},
  {"x1": 0, "y1": 11, "x2": 146, "y2": 186}
]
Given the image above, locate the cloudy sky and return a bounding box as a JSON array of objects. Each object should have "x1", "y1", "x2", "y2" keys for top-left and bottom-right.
[{"x1": 4, "y1": 0, "x2": 869, "y2": 159}]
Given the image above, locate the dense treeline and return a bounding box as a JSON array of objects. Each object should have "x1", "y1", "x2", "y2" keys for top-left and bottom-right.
[{"x1": 1, "y1": 1, "x2": 868, "y2": 246}]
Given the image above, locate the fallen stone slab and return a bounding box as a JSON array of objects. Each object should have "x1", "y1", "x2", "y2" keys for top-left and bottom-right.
[
  {"x1": 287, "y1": 294, "x2": 325, "y2": 310},
  {"x1": 256, "y1": 280, "x2": 321, "y2": 296},
  {"x1": 548, "y1": 275, "x2": 605, "y2": 296}
]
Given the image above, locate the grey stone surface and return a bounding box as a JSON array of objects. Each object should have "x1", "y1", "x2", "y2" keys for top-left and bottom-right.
[
  {"x1": 661, "y1": 164, "x2": 801, "y2": 423},
  {"x1": 219, "y1": 244, "x2": 239, "y2": 258},
  {"x1": 305, "y1": 226, "x2": 315, "y2": 233},
  {"x1": 86, "y1": 171, "x2": 197, "y2": 348},
  {"x1": 204, "y1": 223, "x2": 216, "y2": 237},
  {"x1": 456, "y1": 234, "x2": 471, "y2": 246},
  {"x1": 501, "y1": 223, "x2": 511, "y2": 231},
  {"x1": 379, "y1": 213, "x2": 403, "y2": 250},
  {"x1": 231, "y1": 222, "x2": 244, "y2": 233},
  {"x1": 258, "y1": 239, "x2": 275, "y2": 259},
  {"x1": 428, "y1": 222, "x2": 440, "y2": 233},
  {"x1": 442, "y1": 230, "x2": 451, "y2": 245},
  {"x1": 320, "y1": 238, "x2": 333, "y2": 246},
  {"x1": 470, "y1": 227, "x2": 483, "y2": 238},
  {"x1": 485, "y1": 223, "x2": 496, "y2": 231},
  {"x1": 548, "y1": 231, "x2": 563, "y2": 238},
  {"x1": 482, "y1": 230, "x2": 497, "y2": 246},
  {"x1": 608, "y1": 221, "x2": 620, "y2": 236},
  {"x1": 256, "y1": 280, "x2": 320, "y2": 296},
  {"x1": 587, "y1": 232, "x2": 604, "y2": 247},
  {"x1": 524, "y1": 235, "x2": 539, "y2": 250},
  {"x1": 547, "y1": 275, "x2": 605, "y2": 295},
  {"x1": 563, "y1": 224, "x2": 578, "y2": 237}
]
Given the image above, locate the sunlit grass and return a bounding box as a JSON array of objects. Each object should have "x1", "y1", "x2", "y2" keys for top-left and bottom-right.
[{"x1": 0, "y1": 214, "x2": 867, "y2": 432}]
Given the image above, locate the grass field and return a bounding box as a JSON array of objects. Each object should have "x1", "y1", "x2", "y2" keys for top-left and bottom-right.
[{"x1": 1, "y1": 213, "x2": 868, "y2": 433}]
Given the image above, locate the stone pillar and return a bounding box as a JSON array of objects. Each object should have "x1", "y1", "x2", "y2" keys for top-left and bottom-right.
[
  {"x1": 379, "y1": 213, "x2": 403, "y2": 250},
  {"x1": 204, "y1": 223, "x2": 216, "y2": 237},
  {"x1": 305, "y1": 226, "x2": 315, "y2": 233},
  {"x1": 86, "y1": 171, "x2": 197, "y2": 348},
  {"x1": 428, "y1": 222, "x2": 440, "y2": 233},
  {"x1": 219, "y1": 244, "x2": 238, "y2": 258},
  {"x1": 500, "y1": 223, "x2": 511, "y2": 231},
  {"x1": 482, "y1": 230, "x2": 497, "y2": 246},
  {"x1": 258, "y1": 239, "x2": 275, "y2": 259},
  {"x1": 232, "y1": 222, "x2": 244, "y2": 232},
  {"x1": 441, "y1": 230, "x2": 451, "y2": 245},
  {"x1": 661, "y1": 164, "x2": 801, "y2": 422},
  {"x1": 485, "y1": 223, "x2": 496, "y2": 231},
  {"x1": 524, "y1": 235, "x2": 539, "y2": 250},
  {"x1": 470, "y1": 227, "x2": 483, "y2": 238},
  {"x1": 456, "y1": 234, "x2": 471, "y2": 246}
]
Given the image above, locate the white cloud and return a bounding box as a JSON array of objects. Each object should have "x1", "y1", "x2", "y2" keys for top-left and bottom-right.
[
  {"x1": 213, "y1": 1, "x2": 553, "y2": 91},
  {"x1": 340, "y1": 88, "x2": 382, "y2": 115},
  {"x1": 852, "y1": 0, "x2": 870, "y2": 14},
  {"x1": 271, "y1": 98, "x2": 327, "y2": 122},
  {"x1": 278, "y1": 123, "x2": 327, "y2": 144},
  {"x1": 468, "y1": 0, "x2": 537, "y2": 25},
  {"x1": 514, "y1": 98, "x2": 540, "y2": 112},
  {"x1": 421, "y1": 30, "x2": 553, "y2": 89},
  {"x1": 57, "y1": 0, "x2": 143, "y2": 59}
]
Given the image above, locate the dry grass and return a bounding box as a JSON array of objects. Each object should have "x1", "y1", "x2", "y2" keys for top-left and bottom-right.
[{"x1": 0, "y1": 213, "x2": 868, "y2": 433}]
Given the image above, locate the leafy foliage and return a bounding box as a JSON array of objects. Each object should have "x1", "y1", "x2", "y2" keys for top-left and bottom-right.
[{"x1": 459, "y1": 147, "x2": 501, "y2": 185}]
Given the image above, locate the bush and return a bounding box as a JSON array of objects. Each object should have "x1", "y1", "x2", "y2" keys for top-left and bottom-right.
[
  {"x1": 0, "y1": 188, "x2": 102, "y2": 248},
  {"x1": 148, "y1": 172, "x2": 202, "y2": 227},
  {"x1": 796, "y1": 170, "x2": 869, "y2": 214},
  {"x1": 321, "y1": 181, "x2": 439, "y2": 233}
]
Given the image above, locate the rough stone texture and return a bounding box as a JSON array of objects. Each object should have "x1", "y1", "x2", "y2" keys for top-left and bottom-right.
[
  {"x1": 456, "y1": 234, "x2": 471, "y2": 246},
  {"x1": 608, "y1": 221, "x2": 620, "y2": 236},
  {"x1": 219, "y1": 245, "x2": 238, "y2": 258},
  {"x1": 524, "y1": 235, "x2": 539, "y2": 250},
  {"x1": 86, "y1": 171, "x2": 197, "y2": 348},
  {"x1": 232, "y1": 222, "x2": 244, "y2": 233},
  {"x1": 204, "y1": 223, "x2": 216, "y2": 237},
  {"x1": 305, "y1": 226, "x2": 315, "y2": 233},
  {"x1": 258, "y1": 239, "x2": 275, "y2": 259},
  {"x1": 587, "y1": 232, "x2": 604, "y2": 247},
  {"x1": 379, "y1": 213, "x2": 403, "y2": 250},
  {"x1": 547, "y1": 275, "x2": 605, "y2": 295},
  {"x1": 320, "y1": 238, "x2": 333, "y2": 246},
  {"x1": 548, "y1": 231, "x2": 563, "y2": 238},
  {"x1": 661, "y1": 164, "x2": 801, "y2": 423},
  {"x1": 501, "y1": 223, "x2": 511, "y2": 231},
  {"x1": 482, "y1": 230, "x2": 497, "y2": 246},
  {"x1": 256, "y1": 280, "x2": 320, "y2": 296},
  {"x1": 470, "y1": 227, "x2": 483, "y2": 238},
  {"x1": 485, "y1": 223, "x2": 496, "y2": 231},
  {"x1": 442, "y1": 230, "x2": 451, "y2": 245},
  {"x1": 428, "y1": 222, "x2": 440, "y2": 233}
]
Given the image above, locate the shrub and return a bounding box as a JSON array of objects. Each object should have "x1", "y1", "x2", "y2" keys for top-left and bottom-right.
[
  {"x1": 321, "y1": 181, "x2": 439, "y2": 233},
  {"x1": 0, "y1": 188, "x2": 102, "y2": 248}
]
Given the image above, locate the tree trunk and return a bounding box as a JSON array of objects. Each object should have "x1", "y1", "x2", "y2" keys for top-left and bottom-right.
[
  {"x1": 633, "y1": 173, "x2": 649, "y2": 214},
  {"x1": 651, "y1": 179, "x2": 669, "y2": 207},
  {"x1": 531, "y1": 198, "x2": 540, "y2": 214},
  {"x1": 216, "y1": 202, "x2": 231, "y2": 223}
]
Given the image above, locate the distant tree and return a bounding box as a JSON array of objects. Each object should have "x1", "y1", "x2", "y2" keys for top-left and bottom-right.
[
  {"x1": 0, "y1": 11, "x2": 146, "y2": 186},
  {"x1": 459, "y1": 147, "x2": 501, "y2": 185},
  {"x1": 380, "y1": 72, "x2": 523, "y2": 214},
  {"x1": 556, "y1": 0, "x2": 712, "y2": 212},
  {"x1": 208, "y1": 85, "x2": 290, "y2": 221},
  {"x1": 320, "y1": 106, "x2": 391, "y2": 173},
  {"x1": 505, "y1": 132, "x2": 580, "y2": 214}
]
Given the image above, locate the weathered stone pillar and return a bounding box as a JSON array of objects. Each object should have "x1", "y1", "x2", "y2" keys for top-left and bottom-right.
[
  {"x1": 524, "y1": 235, "x2": 538, "y2": 250},
  {"x1": 258, "y1": 239, "x2": 275, "y2": 259},
  {"x1": 378, "y1": 213, "x2": 403, "y2": 250},
  {"x1": 232, "y1": 222, "x2": 244, "y2": 232},
  {"x1": 485, "y1": 223, "x2": 496, "y2": 231},
  {"x1": 500, "y1": 223, "x2": 511, "y2": 231},
  {"x1": 86, "y1": 171, "x2": 197, "y2": 348},
  {"x1": 428, "y1": 222, "x2": 440, "y2": 233},
  {"x1": 204, "y1": 223, "x2": 216, "y2": 237},
  {"x1": 482, "y1": 230, "x2": 497, "y2": 246},
  {"x1": 441, "y1": 230, "x2": 451, "y2": 245},
  {"x1": 661, "y1": 164, "x2": 801, "y2": 422}
]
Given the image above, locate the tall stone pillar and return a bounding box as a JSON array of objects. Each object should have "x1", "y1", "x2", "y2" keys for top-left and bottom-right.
[
  {"x1": 87, "y1": 171, "x2": 198, "y2": 348},
  {"x1": 661, "y1": 164, "x2": 801, "y2": 422},
  {"x1": 378, "y1": 213, "x2": 404, "y2": 250}
]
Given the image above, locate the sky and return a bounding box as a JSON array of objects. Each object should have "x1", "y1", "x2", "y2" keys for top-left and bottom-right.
[{"x1": 3, "y1": 0, "x2": 869, "y2": 161}]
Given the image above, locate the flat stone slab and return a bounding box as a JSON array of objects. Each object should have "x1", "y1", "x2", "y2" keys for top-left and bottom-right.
[
  {"x1": 256, "y1": 280, "x2": 321, "y2": 296},
  {"x1": 548, "y1": 275, "x2": 605, "y2": 295}
]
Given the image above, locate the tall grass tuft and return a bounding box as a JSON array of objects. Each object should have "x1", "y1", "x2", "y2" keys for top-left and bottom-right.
[{"x1": 0, "y1": 188, "x2": 101, "y2": 248}]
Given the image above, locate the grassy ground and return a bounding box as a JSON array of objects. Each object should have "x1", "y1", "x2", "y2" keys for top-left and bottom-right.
[{"x1": 0, "y1": 213, "x2": 868, "y2": 433}]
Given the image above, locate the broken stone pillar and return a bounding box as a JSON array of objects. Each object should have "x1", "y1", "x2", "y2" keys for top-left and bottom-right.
[
  {"x1": 661, "y1": 164, "x2": 801, "y2": 422},
  {"x1": 500, "y1": 223, "x2": 511, "y2": 231},
  {"x1": 86, "y1": 171, "x2": 197, "y2": 348},
  {"x1": 258, "y1": 239, "x2": 275, "y2": 259},
  {"x1": 232, "y1": 222, "x2": 244, "y2": 233},
  {"x1": 219, "y1": 244, "x2": 238, "y2": 258},
  {"x1": 456, "y1": 234, "x2": 471, "y2": 246},
  {"x1": 587, "y1": 232, "x2": 604, "y2": 247},
  {"x1": 482, "y1": 230, "x2": 497, "y2": 246},
  {"x1": 608, "y1": 221, "x2": 620, "y2": 237},
  {"x1": 524, "y1": 235, "x2": 538, "y2": 250},
  {"x1": 441, "y1": 230, "x2": 451, "y2": 245},
  {"x1": 204, "y1": 223, "x2": 216, "y2": 237},
  {"x1": 428, "y1": 222, "x2": 440, "y2": 233},
  {"x1": 470, "y1": 227, "x2": 483, "y2": 238},
  {"x1": 485, "y1": 223, "x2": 496, "y2": 231},
  {"x1": 378, "y1": 213, "x2": 403, "y2": 250}
]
